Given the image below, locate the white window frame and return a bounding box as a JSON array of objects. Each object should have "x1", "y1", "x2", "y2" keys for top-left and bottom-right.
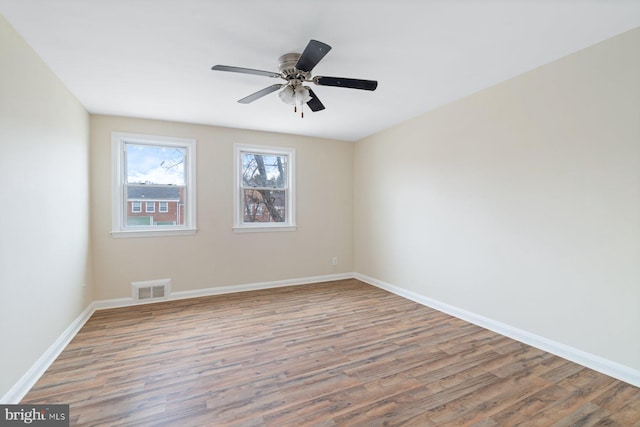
[
  {"x1": 131, "y1": 201, "x2": 142, "y2": 213},
  {"x1": 233, "y1": 143, "x2": 296, "y2": 232},
  {"x1": 145, "y1": 201, "x2": 155, "y2": 213},
  {"x1": 159, "y1": 201, "x2": 169, "y2": 213},
  {"x1": 111, "y1": 132, "x2": 197, "y2": 238}
]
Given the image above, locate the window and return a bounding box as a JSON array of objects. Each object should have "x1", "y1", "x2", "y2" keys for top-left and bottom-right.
[
  {"x1": 233, "y1": 144, "x2": 295, "y2": 232},
  {"x1": 111, "y1": 133, "x2": 196, "y2": 237}
]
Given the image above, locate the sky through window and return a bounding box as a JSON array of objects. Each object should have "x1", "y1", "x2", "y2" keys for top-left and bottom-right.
[{"x1": 126, "y1": 144, "x2": 185, "y2": 185}]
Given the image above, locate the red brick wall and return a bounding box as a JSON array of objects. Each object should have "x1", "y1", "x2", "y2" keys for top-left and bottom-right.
[{"x1": 128, "y1": 200, "x2": 184, "y2": 225}]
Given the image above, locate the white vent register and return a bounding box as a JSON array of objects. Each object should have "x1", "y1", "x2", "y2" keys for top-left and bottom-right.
[{"x1": 132, "y1": 279, "x2": 171, "y2": 302}]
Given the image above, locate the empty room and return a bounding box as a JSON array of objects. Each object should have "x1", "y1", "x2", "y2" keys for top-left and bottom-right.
[{"x1": 1, "y1": 1, "x2": 639, "y2": 425}]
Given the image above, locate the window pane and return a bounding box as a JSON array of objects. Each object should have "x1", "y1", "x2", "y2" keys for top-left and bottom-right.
[
  {"x1": 243, "y1": 189, "x2": 286, "y2": 223},
  {"x1": 126, "y1": 143, "x2": 185, "y2": 185},
  {"x1": 241, "y1": 153, "x2": 286, "y2": 189}
]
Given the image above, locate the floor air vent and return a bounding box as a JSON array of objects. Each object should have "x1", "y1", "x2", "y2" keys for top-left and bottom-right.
[{"x1": 131, "y1": 279, "x2": 171, "y2": 302}]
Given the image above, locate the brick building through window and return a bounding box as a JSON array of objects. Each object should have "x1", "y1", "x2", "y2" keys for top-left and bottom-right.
[{"x1": 127, "y1": 184, "x2": 185, "y2": 226}]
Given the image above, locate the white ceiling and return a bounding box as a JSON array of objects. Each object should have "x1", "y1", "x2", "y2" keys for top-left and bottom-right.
[{"x1": 1, "y1": 1, "x2": 639, "y2": 141}]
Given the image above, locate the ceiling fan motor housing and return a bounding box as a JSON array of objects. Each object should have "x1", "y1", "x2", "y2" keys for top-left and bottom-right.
[{"x1": 278, "y1": 53, "x2": 310, "y2": 81}]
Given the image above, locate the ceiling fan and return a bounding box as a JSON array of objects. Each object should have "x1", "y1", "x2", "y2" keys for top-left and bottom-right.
[{"x1": 211, "y1": 40, "x2": 378, "y2": 117}]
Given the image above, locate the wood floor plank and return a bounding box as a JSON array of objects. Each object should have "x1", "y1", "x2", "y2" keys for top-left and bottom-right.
[{"x1": 21, "y1": 279, "x2": 640, "y2": 426}]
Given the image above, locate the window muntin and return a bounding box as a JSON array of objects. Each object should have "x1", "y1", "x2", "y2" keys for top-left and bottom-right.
[
  {"x1": 159, "y1": 201, "x2": 168, "y2": 213},
  {"x1": 234, "y1": 144, "x2": 295, "y2": 232},
  {"x1": 111, "y1": 133, "x2": 196, "y2": 237}
]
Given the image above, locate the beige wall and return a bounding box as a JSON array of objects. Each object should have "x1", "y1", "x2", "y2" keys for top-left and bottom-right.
[
  {"x1": 0, "y1": 16, "x2": 92, "y2": 397},
  {"x1": 354, "y1": 28, "x2": 640, "y2": 370},
  {"x1": 90, "y1": 115, "x2": 354, "y2": 300}
]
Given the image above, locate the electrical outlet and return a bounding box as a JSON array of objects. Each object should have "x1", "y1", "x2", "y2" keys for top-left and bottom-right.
[{"x1": 332, "y1": 256, "x2": 338, "y2": 266}]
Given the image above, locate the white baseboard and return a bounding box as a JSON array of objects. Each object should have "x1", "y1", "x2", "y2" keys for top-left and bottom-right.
[
  {"x1": 94, "y1": 272, "x2": 356, "y2": 310},
  {"x1": 169, "y1": 272, "x2": 355, "y2": 301},
  {"x1": 355, "y1": 273, "x2": 640, "y2": 388},
  {"x1": 1, "y1": 303, "x2": 96, "y2": 404}
]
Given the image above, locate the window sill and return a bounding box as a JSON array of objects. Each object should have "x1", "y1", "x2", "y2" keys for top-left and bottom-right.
[
  {"x1": 233, "y1": 225, "x2": 297, "y2": 233},
  {"x1": 111, "y1": 228, "x2": 198, "y2": 238}
]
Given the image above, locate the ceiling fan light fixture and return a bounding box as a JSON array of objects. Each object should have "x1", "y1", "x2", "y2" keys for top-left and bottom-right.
[
  {"x1": 278, "y1": 82, "x2": 312, "y2": 117},
  {"x1": 278, "y1": 84, "x2": 295, "y2": 105},
  {"x1": 278, "y1": 82, "x2": 311, "y2": 106}
]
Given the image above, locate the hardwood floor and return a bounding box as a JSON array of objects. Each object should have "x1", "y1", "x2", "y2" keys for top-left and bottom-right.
[{"x1": 22, "y1": 279, "x2": 640, "y2": 426}]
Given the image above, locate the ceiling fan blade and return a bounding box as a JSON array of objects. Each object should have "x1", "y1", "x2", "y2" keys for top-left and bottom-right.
[
  {"x1": 315, "y1": 76, "x2": 378, "y2": 91},
  {"x1": 295, "y1": 40, "x2": 332, "y2": 72},
  {"x1": 306, "y1": 89, "x2": 325, "y2": 112},
  {"x1": 237, "y1": 84, "x2": 283, "y2": 104},
  {"x1": 212, "y1": 65, "x2": 281, "y2": 78}
]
